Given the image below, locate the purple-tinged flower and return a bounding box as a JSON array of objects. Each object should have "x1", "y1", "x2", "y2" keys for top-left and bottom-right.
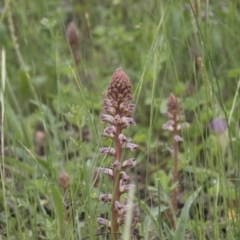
[
  {"x1": 167, "y1": 120, "x2": 175, "y2": 125},
  {"x1": 120, "y1": 171, "x2": 129, "y2": 182},
  {"x1": 121, "y1": 117, "x2": 136, "y2": 127},
  {"x1": 111, "y1": 99, "x2": 118, "y2": 108},
  {"x1": 99, "y1": 147, "x2": 115, "y2": 156},
  {"x1": 115, "y1": 201, "x2": 129, "y2": 215},
  {"x1": 128, "y1": 104, "x2": 135, "y2": 113},
  {"x1": 119, "y1": 102, "x2": 135, "y2": 116},
  {"x1": 110, "y1": 160, "x2": 121, "y2": 170},
  {"x1": 115, "y1": 201, "x2": 123, "y2": 211},
  {"x1": 162, "y1": 120, "x2": 174, "y2": 131},
  {"x1": 119, "y1": 179, "x2": 127, "y2": 193},
  {"x1": 174, "y1": 135, "x2": 183, "y2": 142},
  {"x1": 121, "y1": 158, "x2": 136, "y2": 168},
  {"x1": 119, "y1": 102, "x2": 129, "y2": 111},
  {"x1": 125, "y1": 142, "x2": 138, "y2": 152},
  {"x1": 113, "y1": 114, "x2": 121, "y2": 124},
  {"x1": 103, "y1": 126, "x2": 116, "y2": 138},
  {"x1": 209, "y1": 118, "x2": 227, "y2": 134},
  {"x1": 98, "y1": 167, "x2": 113, "y2": 177},
  {"x1": 104, "y1": 106, "x2": 116, "y2": 115},
  {"x1": 124, "y1": 93, "x2": 133, "y2": 103},
  {"x1": 118, "y1": 133, "x2": 132, "y2": 145},
  {"x1": 162, "y1": 123, "x2": 173, "y2": 131},
  {"x1": 97, "y1": 217, "x2": 111, "y2": 227},
  {"x1": 118, "y1": 93, "x2": 124, "y2": 101},
  {"x1": 119, "y1": 179, "x2": 135, "y2": 193},
  {"x1": 99, "y1": 194, "x2": 112, "y2": 203},
  {"x1": 100, "y1": 114, "x2": 114, "y2": 124},
  {"x1": 103, "y1": 98, "x2": 112, "y2": 107}
]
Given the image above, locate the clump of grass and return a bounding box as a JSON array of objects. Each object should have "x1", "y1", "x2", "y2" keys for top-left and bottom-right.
[{"x1": 97, "y1": 68, "x2": 139, "y2": 239}]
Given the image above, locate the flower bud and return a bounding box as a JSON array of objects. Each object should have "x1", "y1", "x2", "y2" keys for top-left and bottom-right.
[{"x1": 58, "y1": 172, "x2": 69, "y2": 190}]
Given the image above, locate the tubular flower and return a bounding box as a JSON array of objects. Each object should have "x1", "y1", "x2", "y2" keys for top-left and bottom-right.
[
  {"x1": 122, "y1": 158, "x2": 136, "y2": 168},
  {"x1": 121, "y1": 117, "x2": 136, "y2": 128},
  {"x1": 99, "y1": 194, "x2": 112, "y2": 203},
  {"x1": 100, "y1": 114, "x2": 114, "y2": 124},
  {"x1": 98, "y1": 168, "x2": 114, "y2": 178},
  {"x1": 118, "y1": 133, "x2": 132, "y2": 145},
  {"x1": 99, "y1": 147, "x2": 116, "y2": 156},
  {"x1": 97, "y1": 218, "x2": 111, "y2": 228},
  {"x1": 103, "y1": 126, "x2": 116, "y2": 139},
  {"x1": 125, "y1": 143, "x2": 138, "y2": 152}
]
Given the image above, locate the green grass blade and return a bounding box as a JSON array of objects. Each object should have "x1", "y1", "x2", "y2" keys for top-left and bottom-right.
[{"x1": 173, "y1": 187, "x2": 202, "y2": 240}]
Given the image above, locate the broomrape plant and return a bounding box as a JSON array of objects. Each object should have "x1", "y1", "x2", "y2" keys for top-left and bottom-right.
[
  {"x1": 162, "y1": 93, "x2": 189, "y2": 227},
  {"x1": 97, "y1": 68, "x2": 139, "y2": 240}
]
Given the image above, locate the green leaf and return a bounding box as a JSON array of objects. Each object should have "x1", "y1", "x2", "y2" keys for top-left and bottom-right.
[
  {"x1": 35, "y1": 157, "x2": 53, "y2": 173},
  {"x1": 5, "y1": 157, "x2": 33, "y2": 174},
  {"x1": 183, "y1": 97, "x2": 198, "y2": 110},
  {"x1": 227, "y1": 68, "x2": 240, "y2": 78},
  {"x1": 173, "y1": 187, "x2": 202, "y2": 240},
  {"x1": 50, "y1": 184, "x2": 65, "y2": 235},
  {"x1": 163, "y1": 222, "x2": 173, "y2": 240},
  {"x1": 138, "y1": 200, "x2": 159, "y2": 236}
]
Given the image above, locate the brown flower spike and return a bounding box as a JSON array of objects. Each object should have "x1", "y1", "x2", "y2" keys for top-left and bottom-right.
[
  {"x1": 66, "y1": 21, "x2": 80, "y2": 65},
  {"x1": 162, "y1": 93, "x2": 189, "y2": 227},
  {"x1": 97, "y1": 68, "x2": 139, "y2": 239}
]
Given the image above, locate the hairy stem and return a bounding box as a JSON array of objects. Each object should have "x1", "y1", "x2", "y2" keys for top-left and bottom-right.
[
  {"x1": 111, "y1": 119, "x2": 122, "y2": 240},
  {"x1": 171, "y1": 113, "x2": 179, "y2": 229},
  {"x1": 172, "y1": 128, "x2": 178, "y2": 211}
]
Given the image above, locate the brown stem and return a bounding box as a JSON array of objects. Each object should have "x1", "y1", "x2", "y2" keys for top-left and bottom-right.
[
  {"x1": 171, "y1": 113, "x2": 179, "y2": 229},
  {"x1": 63, "y1": 189, "x2": 68, "y2": 222},
  {"x1": 111, "y1": 117, "x2": 122, "y2": 240},
  {"x1": 172, "y1": 131, "x2": 178, "y2": 211}
]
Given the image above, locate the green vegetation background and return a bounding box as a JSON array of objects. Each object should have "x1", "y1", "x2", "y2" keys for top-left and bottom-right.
[{"x1": 0, "y1": 0, "x2": 240, "y2": 239}]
